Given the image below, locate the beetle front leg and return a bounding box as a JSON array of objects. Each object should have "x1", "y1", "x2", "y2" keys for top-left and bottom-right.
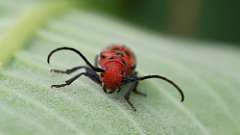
[
  {"x1": 51, "y1": 72, "x2": 87, "y2": 88},
  {"x1": 132, "y1": 81, "x2": 147, "y2": 97},
  {"x1": 124, "y1": 91, "x2": 136, "y2": 111},
  {"x1": 124, "y1": 72, "x2": 147, "y2": 97},
  {"x1": 51, "y1": 67, "x2": 102, "y2": 88},
  {"x1": 124, "y1": 81, "x2": 138, "y2": 111},
  {"x1": 50, "y1": 66, "x2": 88, "y2": 74}
]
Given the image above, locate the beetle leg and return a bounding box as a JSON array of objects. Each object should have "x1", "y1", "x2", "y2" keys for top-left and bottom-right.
[
  {"x1": 123, "y1": 72, "x2": 146, "y2": 97},
  {"x1": 124, "y1": 80, "x2": 142, "y2": 111},
  {"x1": 51, "y1": 72, "x2": 87, "y2": 88},
  {"x1": 50, "y1": 66, "x2": 88, "y2": 74},
  {"x1": 51, "y1": 67, "x2": 101, "y2": 88},
  {"x1": 132, "y1": 81, "x2": 147, "y2": 97},
  {"x1": 133, "y1": 89, "x2": 147, "y2": 97},
  {"x1": 124, "y1": 84, "x2": 136, "y2": 111}
]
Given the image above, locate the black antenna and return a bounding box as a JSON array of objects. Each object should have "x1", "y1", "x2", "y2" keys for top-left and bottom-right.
[
  {"x1": 136, "y1": 75, "x2": 184, "y2": 102},
  {"x1": 47, "y1": 47, "x2": 104, "y2": 72}
]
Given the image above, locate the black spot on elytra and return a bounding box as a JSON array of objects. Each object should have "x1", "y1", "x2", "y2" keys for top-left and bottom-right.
[
  {"x1": 124, "y1": 50, "x2": 130, "y2": 56},
  {"x1": 121, "y1": 59, "x2": 127, "y2": 65},
  {"x1": 115, "y1": 51, "x2": 124, "y2": 57}
]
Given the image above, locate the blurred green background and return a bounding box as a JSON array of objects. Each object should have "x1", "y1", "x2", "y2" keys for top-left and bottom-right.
[{"x1": 86, "y1": 0, "x2": 240, "y2": 45}]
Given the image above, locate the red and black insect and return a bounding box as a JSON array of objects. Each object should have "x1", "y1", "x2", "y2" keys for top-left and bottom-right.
[{"x1": 47, "y1": 44, "x2": 184, "y2": 111}]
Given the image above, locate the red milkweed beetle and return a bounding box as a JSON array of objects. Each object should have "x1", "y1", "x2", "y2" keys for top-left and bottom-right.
[{"x1": 47, "y1": 44, "x2": 184, "y2": 111}]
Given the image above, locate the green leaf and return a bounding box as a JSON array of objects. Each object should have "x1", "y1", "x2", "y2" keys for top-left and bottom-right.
[{"x1": 0, "y1": 1, "x2": 240, "y2": 135}]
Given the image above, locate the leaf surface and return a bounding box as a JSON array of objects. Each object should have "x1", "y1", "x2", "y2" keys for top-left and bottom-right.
[{"x1": 0, "y1": 1, "x2": 239, "y2": 135}]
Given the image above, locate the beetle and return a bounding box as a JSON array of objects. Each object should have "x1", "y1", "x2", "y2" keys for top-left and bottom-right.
[{"x1": 47, "y1": 44, "x2": 184, "y2": 111}]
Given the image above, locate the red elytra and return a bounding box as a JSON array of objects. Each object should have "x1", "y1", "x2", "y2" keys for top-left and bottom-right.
[
  {"x1": 98, "y1": 45, "x2": 136, "y2": 90},
  {"x1": 47, "y1": 44, "x2": 184, "y2": 111}
]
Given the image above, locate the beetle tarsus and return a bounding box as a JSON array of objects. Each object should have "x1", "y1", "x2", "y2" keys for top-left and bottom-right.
[
  {"x1": 133, "y1": 89, "x2": 147, "y2": 97},
  {"x1": 51, "y1": 84, "x2": 69, "y2": 88},
  {"x1": 131, "y1": 80, "x2": 147, "y2": 97},
  {"x1": 50, "y1": 69, "x2": 67, "y2": 74},
  {"x1": 51, "y1": 73, "x2": 85, "y2": 88}
]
